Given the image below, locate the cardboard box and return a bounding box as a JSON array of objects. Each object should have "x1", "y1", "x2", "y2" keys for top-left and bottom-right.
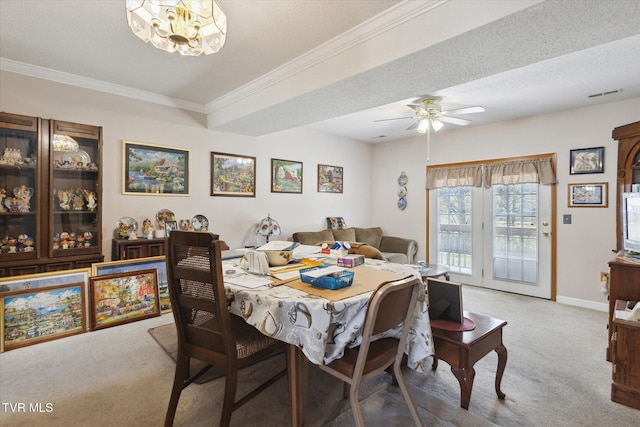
[{"x1": 337, "y1": 254, "x2": 365, "y2": 268}]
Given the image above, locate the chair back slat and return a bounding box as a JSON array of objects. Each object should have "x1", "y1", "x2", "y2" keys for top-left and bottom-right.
[
  {"x1": 370, "y1": 283, "x2": 415, "y2": 336},
  {"x1": 166, "y1": 231, "x2": 234, "y2": 358}
]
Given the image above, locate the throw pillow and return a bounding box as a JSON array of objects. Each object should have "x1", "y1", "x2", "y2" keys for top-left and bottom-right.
[
  {"x1": 354, "y1": 227, "x2": 383, "y2": 249},
  {"x1": 331, "y1": 227, "x2": 356, "y2": 242},
  {"x1": 292, "y1": 230, "x2": 334, "y2": 245}
]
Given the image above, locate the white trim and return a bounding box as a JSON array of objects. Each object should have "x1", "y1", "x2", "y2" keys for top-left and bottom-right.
[
  {"x1": 556, "y1": 295, "x2": 608, "y2": 312},
  {"x1": 204, "y1": 0, "x2": 447, "y2": 113},
  {"x1": 0, "y1": 58, "x2": 207, "y2": 114}
]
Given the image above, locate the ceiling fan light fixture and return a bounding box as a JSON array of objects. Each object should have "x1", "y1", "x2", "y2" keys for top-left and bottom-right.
[
  {"x1": 417, "y1": 119, "x2": 430, "y2": 134},
  {"x1": 431, "y1": 119, "x2": 444, "y2": 131},
  {"x1": 126, "y1": 0, "x2": 227, "y2": 56}
]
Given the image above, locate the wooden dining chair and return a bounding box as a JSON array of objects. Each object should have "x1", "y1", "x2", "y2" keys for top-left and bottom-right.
[
  {"x1": 316, "y1": 276, "x2": 424, "y2": 427},
  {"x1": 164, "y1": 231, "x2": 287, "y2": 427}
]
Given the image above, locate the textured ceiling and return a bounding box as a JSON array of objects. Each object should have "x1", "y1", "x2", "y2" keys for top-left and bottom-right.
[{"x1": 1, "y1": 0, "x2": 639, "y2": 143}]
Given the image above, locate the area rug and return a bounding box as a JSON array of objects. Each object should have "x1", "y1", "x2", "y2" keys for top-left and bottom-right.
[{"x1": 148, "y1": 323, "x2": 225, "y2": 384}]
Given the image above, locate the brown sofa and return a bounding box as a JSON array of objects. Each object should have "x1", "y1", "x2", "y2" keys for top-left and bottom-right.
[{"x1": 292, "y1": 227, "x2": 417, "y2": 264}]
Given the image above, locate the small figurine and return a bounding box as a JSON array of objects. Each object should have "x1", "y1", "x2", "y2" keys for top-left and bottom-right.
[
  {"x1": 58, "y1": 190, "x2": 71, "y2": 210},
  {"x1": 142, "y1": 218, "x2": 155, "y2": 239},
  {"x1": 0, "y1": 188, "x2": 6, "y2": 212},
  {"x1": 85, "y1": 191, "x2": 97, "y2": 211},
  {"x1": 24, "y1": 237, "x2": 35, "y2": 252}
]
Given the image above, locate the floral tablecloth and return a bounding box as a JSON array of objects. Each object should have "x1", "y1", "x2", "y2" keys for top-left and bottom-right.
[{"x1": 223, "y1": 258, "x2": 434, "y2": 372}]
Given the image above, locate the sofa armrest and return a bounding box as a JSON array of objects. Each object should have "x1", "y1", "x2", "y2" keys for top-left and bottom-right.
[{"x1": 379, "y1": 235, "x2": 418, "y2": 264}]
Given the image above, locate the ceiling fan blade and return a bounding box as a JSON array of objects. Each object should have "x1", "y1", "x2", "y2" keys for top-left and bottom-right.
[
  {"x1": 442, "y1": 106, "x2": 485, "y2": 115},
  {"x1": 406, "y1": 120, "x2": 420, "y2": 130},
  {"x1": 440, "y1": 116, "x2": 471, "y2": 126},
  {"x1": 407, "y1": 104, "x2": 424, "y2": 113},
  {"x1": 373, "y1": 117, "x2": 414, "y2": 122}
]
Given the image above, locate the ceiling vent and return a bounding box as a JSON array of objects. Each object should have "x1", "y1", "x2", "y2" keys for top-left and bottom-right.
[{"x1": 588, "y1": 88, "x2": 623, "y2": 98}]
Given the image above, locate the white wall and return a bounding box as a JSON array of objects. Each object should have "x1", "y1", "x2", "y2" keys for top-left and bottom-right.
[
  {"x1": 371, "y1": 97, "x2": 640, "y2": 310},
  {"x1": 3, "y1": 70, "x2": 639, "y2": 310},
  {"x1": 0, "y1": 72, "x2": 373, "y2": 255}
]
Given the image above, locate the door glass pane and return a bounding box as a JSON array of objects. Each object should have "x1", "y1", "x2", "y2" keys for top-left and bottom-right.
[
  {"x1": 492, "y1": 183, "x2": 537, "y2": 284},
  {"x1": 436, "y1": 187, "x2": 472, "y2": 274}
]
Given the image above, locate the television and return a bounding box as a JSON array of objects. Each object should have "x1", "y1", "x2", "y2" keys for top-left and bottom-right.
[
  {"x1": 622, "y1": 192, "x2": 640, "y2": 256},
  {"x1": 426, "y1": 278, "x2": 464, "y2": 324}
]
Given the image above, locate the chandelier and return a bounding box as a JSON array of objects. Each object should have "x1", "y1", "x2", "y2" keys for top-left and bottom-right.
[{"x1": 126, "y1": 0, "x2": 227, "y2": 56}]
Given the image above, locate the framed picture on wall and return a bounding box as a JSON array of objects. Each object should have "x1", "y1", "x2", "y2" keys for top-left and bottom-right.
[
  {"x1": 271, "y1": 159, "x2": 303, "y2": 193},
  {"x1": 318, "y1": 164, "x2": 343, "y2": 193},
  {"x1": 122, "y1": 140, "x2": 190, "y2": 195},
  {"x1": 569, "y1": 147, "x2": 604, "y2": 175},
  {"x1": 210, "y1": 152, "x2": 256, "y2": 197},
  {"x1": 568, "y1": 182, "x2": 608, "y2": 207}
]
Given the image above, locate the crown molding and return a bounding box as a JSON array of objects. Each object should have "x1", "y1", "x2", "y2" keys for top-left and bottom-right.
[
  {"x1": 0, "y1": 58, "x2": 207, "y2": 113},
  {"x1": 204, "y1": 0, "x2": 448, "y2": 113}
]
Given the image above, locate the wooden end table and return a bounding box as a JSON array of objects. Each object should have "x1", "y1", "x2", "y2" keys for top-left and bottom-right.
[{"x1": 431, "y1": 311, "x2": 507, "y2": 409}]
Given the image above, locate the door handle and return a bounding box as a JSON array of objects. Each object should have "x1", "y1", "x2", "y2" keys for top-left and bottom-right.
[{"x1": 542, "y1": 231, "x2": 550, "y2": 236}]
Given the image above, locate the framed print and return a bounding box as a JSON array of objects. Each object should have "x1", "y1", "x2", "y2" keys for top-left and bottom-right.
[
  {"x1": 0, "y1": 268, "x2": 89, "y2": 294},
  {"x1": 90, "y1": 269, "x2": 160, "y2": 330},
  {"x1": 568, "y1": 182, "x2": 608, "y2": 207},
  {"x1": 271, "y1": 159, "x2": 303, "y2": 193},
  {"x1": 211, "y1": 152, "x2": 256, "y2": 197},
  {"x1": 91, "y1": 256, "x2": 170, "y2": 313},
  {"x1": 122, "y1": 140, "x2": 189, "y2": 195},
  {"x1": 570, "y1": 147, "x2": 604, "y2": 174},
  {"x1": 165, "y1": 220, "x2": 178, "y2": 236},
  {"x1": 318, "y1": 164, "x2": 343, "y2": 193},
  {"x1": 2, "y1": 283, "x2": 86, "y2": 351}
]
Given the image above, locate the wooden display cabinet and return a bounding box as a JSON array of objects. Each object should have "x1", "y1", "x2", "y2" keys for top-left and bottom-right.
[
  {"x1": 0, "y1": 113, "x2": 103, "y2": 277},
  {"x1": 611, "y1": 300, "x2": 640, "y2": 410},
  {"x1": 613, "y1": 120, "x2": 640, "y2": 250},
  {"x1": 112, "y1": 238, "x2": 166, "y2": 260},
  {"x1": 0, "y1": 112, "x2": 41, "y2": 269}
]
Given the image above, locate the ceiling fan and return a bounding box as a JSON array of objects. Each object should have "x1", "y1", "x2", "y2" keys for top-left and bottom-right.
[{"x1": 376, "y1": 98, "x2": 485, "y2": 133}]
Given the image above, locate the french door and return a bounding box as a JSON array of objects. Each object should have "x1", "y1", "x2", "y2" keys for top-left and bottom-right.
[{"x1": 430, "y1": 181, "x2": 554, "y2": 299}]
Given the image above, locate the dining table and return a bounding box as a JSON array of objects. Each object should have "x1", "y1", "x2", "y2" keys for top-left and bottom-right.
[{"x1": 221, "y1": 256, "x2": 435, "y2": 426}]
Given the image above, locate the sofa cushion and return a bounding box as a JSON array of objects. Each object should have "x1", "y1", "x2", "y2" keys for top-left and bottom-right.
[
  {"x1": 292, "y1": 230, "x2": 334, "y2": 245},
  {"x1": 381, "y1": 252, "x2": 408, "y2": 264},
  {"x1": 354, "y1": 227, "x2": 383, "y2": 249},
  {"x1": 331, "y1": 227, "x2": 356, "y2": 242}
]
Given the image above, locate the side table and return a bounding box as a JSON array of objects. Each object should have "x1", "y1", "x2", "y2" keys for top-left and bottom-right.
[{"x1": 431, "y1": 311, "x2": 507, "y2": 409}]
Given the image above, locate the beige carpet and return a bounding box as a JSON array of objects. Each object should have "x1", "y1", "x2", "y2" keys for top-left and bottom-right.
[{"x1": 148, "y1": 323, "x2": 225, "y2": 384}]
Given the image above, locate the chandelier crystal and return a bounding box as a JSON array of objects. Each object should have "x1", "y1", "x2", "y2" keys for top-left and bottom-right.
[{"x1": 126, "y1": 0, "x2": 227, "y2": 56}]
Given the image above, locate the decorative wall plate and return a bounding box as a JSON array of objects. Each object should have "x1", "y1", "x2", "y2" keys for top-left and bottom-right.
[
  {"x1": 397, "y1": 172, "x2": 408, "y2": 186},
  {"x1": 397, "y1": 186, "x2": 407, "y2": 198},
  {"x1": 397, "y1": 197, "x2": 407, "y2": 210}
]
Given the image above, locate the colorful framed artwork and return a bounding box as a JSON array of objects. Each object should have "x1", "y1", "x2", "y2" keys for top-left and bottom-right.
[
  {"x1": 91, "y1": 256, "x2": 170, "y2": 313},
  {"x1": 2, "y1": 283, "x2": 86, "y2": 351},
  {"x1": 568, "y1": 182, "x2": 608, "y2": 207},
  {"x1": 271, "y1": 159, "x2": 303, "y2": 193},
  {"x1": 211, "y1": 152, "x2": 256, "y2": 197},
  {"x1": 569, "y1": 147, "x2": 604, "y2": 175},
  {"x1": 89, "y1": 269, "x2": 160, "y2": 330},
  {"x1": 318, "y1": 164, "x2": 343, "y2": 193},
  {"x1": 122, "y1": 140, "x2": 190, "y2": 195}
]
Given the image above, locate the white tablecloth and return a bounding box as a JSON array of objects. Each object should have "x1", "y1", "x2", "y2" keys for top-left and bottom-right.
[{"x1": 223, "y1": 258, "x2": 434, "y2": 372}]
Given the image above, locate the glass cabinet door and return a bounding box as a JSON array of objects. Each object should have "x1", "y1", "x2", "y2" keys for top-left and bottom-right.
[
  {"x1": 50, "y1": 120, "x2": 102, "y2": 257},
  {"x1": 0, "y1": 113, "x2": 40, "y2": 262}
]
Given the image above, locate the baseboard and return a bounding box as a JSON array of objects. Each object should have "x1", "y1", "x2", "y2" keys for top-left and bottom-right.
[{"x1": 556, "y1": 295, "x2": 608, "y2": 312}]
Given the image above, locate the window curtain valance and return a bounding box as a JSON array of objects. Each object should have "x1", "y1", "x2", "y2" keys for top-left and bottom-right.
[
  {"x1": 425, "y1": 165, "x2": 483, "y2": 189},
  {"x1": 426, "y1": 157, "x2": 556, "y2": 190},
  {"x1": 483, "y1": 157, "x2": 556, "y2": 188}
]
